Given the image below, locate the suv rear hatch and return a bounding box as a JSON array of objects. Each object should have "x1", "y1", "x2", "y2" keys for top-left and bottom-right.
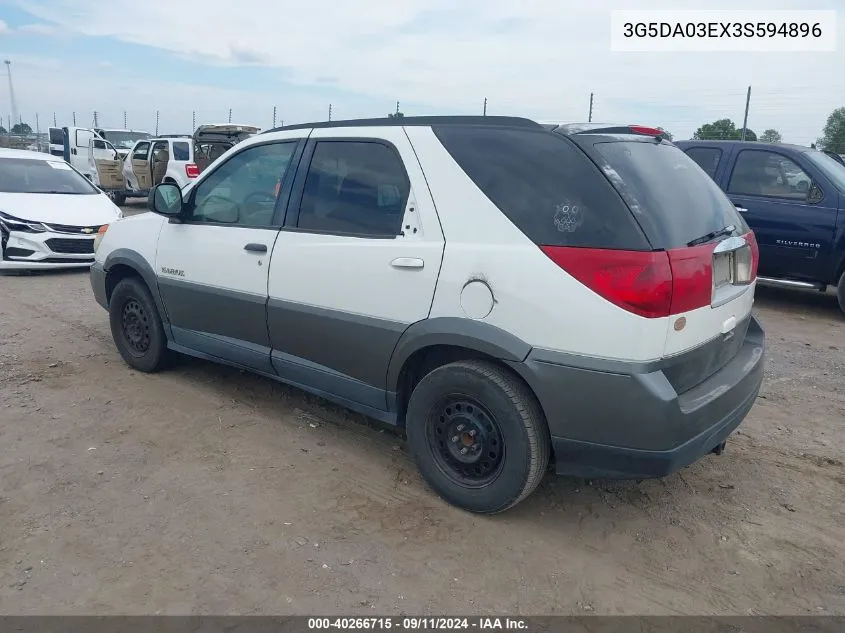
[
  {"x1": 193, "y1": 124, "x2": 260, "y2": 146},
  {"x1": 434, "y1": 123, "x2": 758, "y2": 394}
]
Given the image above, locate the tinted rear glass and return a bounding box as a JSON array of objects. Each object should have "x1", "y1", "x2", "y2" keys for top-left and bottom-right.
[
  {"x1": 591, "y1": 140, "x2": 748, "y2": 249},
  {"x1": 49, "y1": 128, "x2": 63, "y2": 145},
  {"x1": 173, "y1": 142, "x2": 190, "y2": 161},
  {"x1": 433, "y1": 126, "x2": 649, "y2": 250}
]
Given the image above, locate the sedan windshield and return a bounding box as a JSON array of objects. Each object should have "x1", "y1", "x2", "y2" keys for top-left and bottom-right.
[{"x1": 0, "y1": 157, "x2": 100, "y2": 194}]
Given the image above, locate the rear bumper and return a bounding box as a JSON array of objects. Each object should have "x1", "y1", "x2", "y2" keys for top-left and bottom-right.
[{"x1": 509, "y1": 316, "x2": 765, "y2": 479}]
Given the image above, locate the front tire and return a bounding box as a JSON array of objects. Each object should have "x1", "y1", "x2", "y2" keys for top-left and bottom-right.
[
  {"x1": 837, "y1": 272, "x2": 845, "y2": 315},
  {"x1": 406, "y1": 360, "x2": 550, "y2": 514},
  {"x1": 108, "y1": 277, "x2": 169, "y2": 372}
]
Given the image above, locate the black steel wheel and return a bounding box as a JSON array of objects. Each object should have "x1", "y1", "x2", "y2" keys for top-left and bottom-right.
[
  {"x1": 406, "y1": 359, "x2": 550, "y2": 514},
  {"x1": 426, "y1": 396, "x2": 505, "y2": 487},
  {"x1": 108, "y1": 276, "x2": 170, "y2": 372}
]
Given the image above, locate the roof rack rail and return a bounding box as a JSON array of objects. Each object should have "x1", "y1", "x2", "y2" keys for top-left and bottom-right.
[{"x1": 263, "y1": 115, "x2": 541, "y2": 134}]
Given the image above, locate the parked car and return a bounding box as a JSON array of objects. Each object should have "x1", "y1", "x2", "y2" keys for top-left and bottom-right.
[
  {"x1": 675, "y1": 140, "x2": 845, "y2": 313},
  {"x1": 89, "y1": 117, "x2": 764, "y2": 513},
  {"x1": 0, "y1": 148, "x2": 123, "y2": 270},
  {"x1": 119, "y1": 125, "x2": 261, "y2": 204}
]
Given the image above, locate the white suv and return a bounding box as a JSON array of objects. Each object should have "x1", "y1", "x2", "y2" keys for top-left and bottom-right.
[{"x1": 89, "y1": 117, "x2": 766, "y2": 513}]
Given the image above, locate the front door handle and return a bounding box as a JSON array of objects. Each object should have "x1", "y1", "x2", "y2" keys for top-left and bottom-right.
[
  {"x1": 244, "y1": 243, "x2": 267, "y2": 253},
  {"x1": 391, "y1": 257, "x2": 424, "y2": 269}
]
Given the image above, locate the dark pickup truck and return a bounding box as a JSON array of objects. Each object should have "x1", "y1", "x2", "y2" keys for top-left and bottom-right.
[{"x1": 675, "y1": 140, "x2": 845, "y2": 313}]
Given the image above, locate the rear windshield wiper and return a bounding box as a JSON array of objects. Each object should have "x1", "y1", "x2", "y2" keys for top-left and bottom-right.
[{"x1": 687, "y1": 224, "x2": 735, "y2": 247}]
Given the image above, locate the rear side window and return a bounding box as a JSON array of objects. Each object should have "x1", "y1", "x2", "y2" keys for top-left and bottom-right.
[
  {"x1": 296, "y1": 141, "x2": 410, "y2": 237},
  {"x1": 685, "y1": 147, "x2": 722, "y2": 179},
  {"x1": 433, "y1": 126, "x2": 649, "y2": 249},
  {"x1": 172, "y1": 142, "x2": 190, "y2": 161},
  {"x1": 49, "y1": 128, "x2": 63, "y2": 145},
  {"x1": 591, "y1": 140, "x2": 748, "y2": 249}
]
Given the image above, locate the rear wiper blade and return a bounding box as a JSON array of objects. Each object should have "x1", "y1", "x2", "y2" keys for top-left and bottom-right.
[{"x1": 687, "y1": 224, "x2": 735, "y2": 247}]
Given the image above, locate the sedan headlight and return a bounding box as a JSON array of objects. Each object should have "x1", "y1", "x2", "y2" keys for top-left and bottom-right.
[
  {"x1": 93, "y1": 225, "x2": 109, "y2": 252},
  {"x1": 0, "y1": 211, "x2": 47, "y2": 233}
]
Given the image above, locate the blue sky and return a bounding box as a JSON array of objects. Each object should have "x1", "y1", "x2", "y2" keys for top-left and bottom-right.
[{"x1": 0, "y1": 0, "x2": 843, "y2": 143}]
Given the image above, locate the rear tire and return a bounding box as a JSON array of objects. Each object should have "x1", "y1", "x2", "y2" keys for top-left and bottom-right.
[
  {"x1": 405, "y1": 360, "x2": 550, "y2": 514},
  {"x1": 108, "y1": 277, "x2": 169, "y2": 372},
  {"x1": 837, "y1": 272, "x2": 845, "y2": 315}
]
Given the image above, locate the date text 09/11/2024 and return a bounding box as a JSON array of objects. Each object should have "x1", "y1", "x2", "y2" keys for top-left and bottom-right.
[{"x1": 307, "y1": 617, "x2": 528, "y2": 630}]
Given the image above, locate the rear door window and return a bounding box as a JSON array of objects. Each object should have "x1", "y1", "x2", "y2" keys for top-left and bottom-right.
[
  {"x1": 172, "y1": 142, "x2": 190, "y2": 161},
  {"x1": 433, "y1": 126, "x2": 649, "y2": 250},
  {"x1": 590, "y1": 140, "x2": 748, "y2": 249},
  {"x1": 684, "y1": 147, "x2": 722, "y2": 179},
  {"x1": 295, "y1": 141, "x2": 410, "y2": 237}
]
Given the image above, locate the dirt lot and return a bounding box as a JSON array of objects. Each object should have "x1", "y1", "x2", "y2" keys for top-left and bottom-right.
[{"x1": 1, "y1": 204, "x2": 844, "y2": 615}]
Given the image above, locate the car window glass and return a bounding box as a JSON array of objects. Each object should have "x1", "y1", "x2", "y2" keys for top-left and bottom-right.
[
  {"x1": 296, "y1": 141, "x2": 410, "y2": 236},
  {"x1": 172, "y1": 142, "x2": 190, "y2": 161},
  {"x1": 685, "y1": 147, "x2": 722, "y2": 179},
  {"x1": 191, "y1": 142, "x2": 296, "y2": 227},
  {"x1": 728, "y1": 150, "x2": 811, "y2": 200},
  {"x1": 132, "y1": 142, "x2": 150, "y2": 160}
]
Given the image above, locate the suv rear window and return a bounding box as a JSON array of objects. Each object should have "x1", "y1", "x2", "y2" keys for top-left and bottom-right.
[
  {"x1": 590, "y1": 140, "x2": 748, "y2": 249},
  {"x1": 433, "y1": 126, "x2": 649, "y2": 250}
]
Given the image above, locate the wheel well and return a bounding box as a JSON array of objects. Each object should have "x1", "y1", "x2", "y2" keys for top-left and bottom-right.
[
  {"x1": 104, "y1": 264, "x2": 143, "y2": 304},
  {"x1": 395, "y1": 345, "x2": 532, "y2": 426}
]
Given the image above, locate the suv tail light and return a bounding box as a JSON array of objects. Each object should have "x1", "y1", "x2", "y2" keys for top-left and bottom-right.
[
  {"x1": 185, "y1": 163, "x2": 200, "y2": 178},
  {"x1": 541, "y1": 233, "x2": 758, "y2": 319}
]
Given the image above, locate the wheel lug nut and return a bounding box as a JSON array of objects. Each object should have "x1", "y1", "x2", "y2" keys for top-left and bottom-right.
[
  {"x1": 456, "y1": 424, "x2": 465, "y2": 432},
  {"x1": 460, "y1": 447, "x2": 468, "y2": 455},
  {"x1": 469, "y1": 430, "x2": 476, "y2": 437},
  {"x1": 451, "y1": 435, "x2": 459, "y2": 443}
]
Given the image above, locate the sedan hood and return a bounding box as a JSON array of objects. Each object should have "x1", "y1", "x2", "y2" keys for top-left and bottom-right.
[{"x1": 0, "y1": 191, "x2": 122, "y2": 226}]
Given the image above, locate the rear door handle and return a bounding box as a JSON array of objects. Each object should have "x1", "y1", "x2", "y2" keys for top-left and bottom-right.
[
  {"x1": 734, "y1": 205, "x2": 748, "y2": 213},
  {"x1": 244, "y1": 243, "x2": 267, "y2": 253},
  {"x1": 390, "y1": 257, "x2": 424, "y2": 269}
]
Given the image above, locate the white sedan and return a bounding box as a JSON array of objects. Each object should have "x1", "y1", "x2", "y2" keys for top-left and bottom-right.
[{"x1": 0, "y1": 148, "x2": 123, "y2": 270}]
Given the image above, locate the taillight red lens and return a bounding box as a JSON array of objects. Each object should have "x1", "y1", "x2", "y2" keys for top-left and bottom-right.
[
  {"x1": 541, "y1": 246, "x2": 673, "y2": 318},
  {"x1": 185, "y1": 163, "x2": 200, "y2": 178},
  {"x1": 666, "y1": 244, "x2": 715, "y2": 314},
  {"x1": 744, "y1": 231, "x2": 759, "y2": 280},
  {"x1": 541, "y1": 244, "x2": 717, "y2": 319}
]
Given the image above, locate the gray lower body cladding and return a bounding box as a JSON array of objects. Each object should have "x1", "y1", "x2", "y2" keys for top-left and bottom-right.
[
  {"x1": 92, "y1": 261, "x2": 765, "y2": 480},
  {"x1": 509, "y1": 316, "x2": 765, "y2": 478}
]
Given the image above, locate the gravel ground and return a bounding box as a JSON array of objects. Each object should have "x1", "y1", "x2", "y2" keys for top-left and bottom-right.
[{"x1": 1, "y1": 204, "x2": 843, "y2": 615}]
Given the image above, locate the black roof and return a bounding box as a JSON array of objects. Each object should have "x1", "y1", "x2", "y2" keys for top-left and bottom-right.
[{"x1": 263, "y1": 115, "x2": 541, "y2": 134}]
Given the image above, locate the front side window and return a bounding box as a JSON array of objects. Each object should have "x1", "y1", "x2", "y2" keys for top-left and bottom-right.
[
  {"x1": 728, "y1": 150, "x2": 812, "y2": 200},
  {"x1": 296, "y1": 141, "x2": 410, "y2": 236},
  {"x1": 190, "y1": 142, "x2": 297, "y2": 227},
  {"x1": 0, "y1": 157, "x2": 99, "y2": 194},
  {"x1": 132, "y1": 142, "x2": 150, "y2": 161}
]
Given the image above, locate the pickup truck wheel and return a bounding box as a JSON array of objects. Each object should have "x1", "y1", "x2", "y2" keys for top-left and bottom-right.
[
  {"x1": 405, "y1": 359, "x2": 550, "y2": 514},
  {"x1": 108, "y1": 277, "x2": 170, "y2": 372},
  {"x1": 837, "y1": 272, "x2": 845, "y2": 315}
]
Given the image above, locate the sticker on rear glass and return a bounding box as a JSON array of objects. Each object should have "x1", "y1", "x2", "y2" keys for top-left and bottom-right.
[
  {"x1": 554, "y1": 203, "x2": 584, "y2": 233},
  {"x1": 47, "y1": 161, "x2": 73, "y2": 170}
]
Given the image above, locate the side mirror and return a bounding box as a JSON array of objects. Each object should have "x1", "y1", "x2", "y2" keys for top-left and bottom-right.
[
  {"x1": 807, "y1": 183, "x2": 824, "y2": 205},
  {"x1": 148, "y1": 183, "x2": 184, "y2": 217}
]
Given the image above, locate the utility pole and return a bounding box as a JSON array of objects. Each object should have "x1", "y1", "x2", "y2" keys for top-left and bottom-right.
[
  {"x1": 155, "y1": 110, "x2": 160, "y2": 136},
  {"x1": 483, "y1": 97, "x2": 487, "y2": 116},
  {"x1": 588, "y1": 92, "x2": 594, "y2": 123},
  {"x1": 123, "y1": 111, "x2": 127, "y2": 128},
  {"x1": 72, "y1": 112, "x2": 76, "y2": 126},
  {"x1": 53, "y1": 112, "x2": 57, "y2": 127},
  {"x1": 228, "y1": 108, "x2": 232, "y2": 124},
  {"x1": 93, "y1": 111, "x2": 99, "y2": 128},
  {"x1": 741, "y1": 86, "x2": 751, "y2": 141},
  {"x1": 3, "y1": 61, "x2": 19, "y2": 132},
  {"x1": 272, "y1": 105, "x2": 277, "y2": 128},
  {"x1": 35, "y1": 112, "x2": 40, "y2": 136},
  {"x1": 328, "y1": 104, "x2": 332, "y2": 121},
  {"x1": 192, "y1": 110, "x2": 196, "y2": 132},
  {"x1": 395, "y1": 101, "x2": 400, "y2": 115}
]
